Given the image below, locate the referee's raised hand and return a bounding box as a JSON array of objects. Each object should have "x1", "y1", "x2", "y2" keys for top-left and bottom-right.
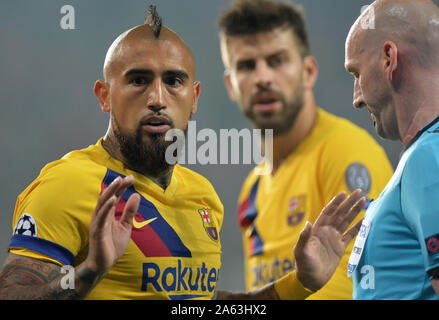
[
  {"x1": 215, "y1": 189, "x2": 366, "y2": 300},
  {"x1": 294, "y1": 189, "x2": 365, "y2": 292}
]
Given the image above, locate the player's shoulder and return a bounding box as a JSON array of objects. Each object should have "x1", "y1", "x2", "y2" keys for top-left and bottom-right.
[
  {"x1": 14, "y1": 143, "x2": 107, "y2": 221},
  {"x1": 319, "y1": 109, "x2": 374, "y2": 141},
  {"x1": 40, "y1": 143, "x2": 106, "y2": 181},
  {"x1": 315, "y1": 109, "x2": 393, "y2": 181},
  {"x1": 317, "y1": 108, "x2": 384, "y2": 151},
  {"x1": 18, "y1": 143, "x2": 106, "y2": 202}
]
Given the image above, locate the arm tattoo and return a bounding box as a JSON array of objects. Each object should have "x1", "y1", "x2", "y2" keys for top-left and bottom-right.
[
  {"x1": 77, "y1": 267, "x2": 101, "y2": 284},
  {"x1": 0, "y1": 254, "x2": 80, "y2": 300}
]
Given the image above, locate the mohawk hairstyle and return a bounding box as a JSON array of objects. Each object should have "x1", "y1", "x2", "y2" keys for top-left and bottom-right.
[
  {"x1": 145, "y1": 4, "x2": 162, "y2": 38},
  {"x1": 218, "y1": 0, "x2": 310, "y2": 57}
]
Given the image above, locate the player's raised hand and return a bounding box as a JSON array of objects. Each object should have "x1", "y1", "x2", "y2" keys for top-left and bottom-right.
[
  {"x1": 293, "y1": 189, "x2": 365, "y2": 292},
  {"x1": 86, "y1": 175, "x2": 140, "y2": 274}
]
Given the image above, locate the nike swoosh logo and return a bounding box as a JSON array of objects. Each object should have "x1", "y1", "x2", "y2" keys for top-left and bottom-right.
[{"x1": 132, "y1": 217, "x2": 157, "y2": 229}]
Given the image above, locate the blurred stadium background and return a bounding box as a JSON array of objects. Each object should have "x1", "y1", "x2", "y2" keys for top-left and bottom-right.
[{"x1": 1, "y1": 0, "x2": 432, "y2": 294}]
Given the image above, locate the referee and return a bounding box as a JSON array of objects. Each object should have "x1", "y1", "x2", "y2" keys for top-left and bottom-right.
[{"x1": 345, "y1": 0, "x2": 439, "y2": 299}]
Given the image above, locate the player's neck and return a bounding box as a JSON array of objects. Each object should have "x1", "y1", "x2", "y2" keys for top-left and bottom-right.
[
  {"x1": 265, "y1": 101, "x2": 318, "y2": 175},
  {"x1": 101, "y1": 134, "x2": 174, "y2": 190},
  {"x1": 148, "y1": 171, "x2": 173, "y2": 190}
]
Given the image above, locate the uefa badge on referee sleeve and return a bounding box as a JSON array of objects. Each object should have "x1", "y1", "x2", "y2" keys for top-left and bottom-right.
[
  {"x1": 425, "y1": 234, "x2": 439, "y2": 256},
  {"x1": 198, "y1": 208, "x2": 218, "y2": 242}
]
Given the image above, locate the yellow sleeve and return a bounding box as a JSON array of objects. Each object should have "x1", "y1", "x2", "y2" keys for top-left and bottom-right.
[
  {"x1": 274, "y1": 271, "x2": 314, "y2": 300},
  {"x1": 7, "y1": 160, "x2": 103, "y2": 266},
  {"x1": 307, "y1": 127, "x2": 393, "y2": 300}
]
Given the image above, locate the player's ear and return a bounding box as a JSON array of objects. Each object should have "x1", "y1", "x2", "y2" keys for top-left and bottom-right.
[
  {"x1": 303, "y1": 56, "x2": 318, "y2": 90},
  {"x1": 191, "y1": 81, "x2": 201, "y2": 115},
  {"x1": 94, "y1": 80, "x2": 110, "y2": 113},
  {"x1": 224, "y1": 70, "x2": 239, "y2": 102}
]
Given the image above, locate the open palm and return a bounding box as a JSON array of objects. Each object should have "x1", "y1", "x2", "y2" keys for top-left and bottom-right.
[
  {"x1": 294, "y1": 190, "x2": 365, "y2": 292},
  {"x1": 87, "y1": 175, "x2": 140, "y2": 273}
]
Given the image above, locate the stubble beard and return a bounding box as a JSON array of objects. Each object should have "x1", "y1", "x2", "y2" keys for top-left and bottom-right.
[{"x1": 245, "y1": 88, "x2": 305, "y2": 137}]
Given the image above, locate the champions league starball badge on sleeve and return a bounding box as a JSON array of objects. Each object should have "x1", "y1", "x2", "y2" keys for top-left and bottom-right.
[{"x1": 14, "y1": 213, "x2": 38, "y2": 237}]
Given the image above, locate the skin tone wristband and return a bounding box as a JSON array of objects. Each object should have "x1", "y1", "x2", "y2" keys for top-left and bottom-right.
[{"x1": 274, "y1": 271, "x2": 315, "y2": 300}]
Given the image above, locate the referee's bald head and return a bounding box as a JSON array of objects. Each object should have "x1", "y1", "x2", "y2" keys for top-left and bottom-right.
[{"x1": 347, "y1": 0, "x2": 439, "y2": 69}]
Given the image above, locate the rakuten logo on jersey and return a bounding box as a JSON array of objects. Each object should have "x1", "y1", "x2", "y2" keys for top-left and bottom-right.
[
  {"x1": 251, "y1": 257, "x2": 294, "y2": 288},
  {"x1": 141, "y1": 259, "x2": 219, "y2": 299}
]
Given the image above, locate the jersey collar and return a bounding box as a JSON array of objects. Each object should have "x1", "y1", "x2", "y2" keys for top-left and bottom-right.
[
  {"x1": 97, "y1": 138, "x2": 179, "y2": 197},
  {"x1": 405, "y1": 114, "x2": 439, "y2": 150}
]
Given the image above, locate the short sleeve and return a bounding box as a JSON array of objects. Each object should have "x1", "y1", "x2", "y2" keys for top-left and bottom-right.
[{"x1": 7, "y1": 161, "x2": 103, "y2": 266}]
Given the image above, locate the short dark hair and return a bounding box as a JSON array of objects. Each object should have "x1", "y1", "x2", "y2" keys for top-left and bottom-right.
[
  {"x1": 145, "y1": 4, "x2": 162, "y2": 38},
  {"x1": 217, "y1": 0, "x2": 310, "y2": 57}
]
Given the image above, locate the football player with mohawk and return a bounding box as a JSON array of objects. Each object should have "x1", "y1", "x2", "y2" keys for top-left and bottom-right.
[{"x1": 0, "y1": 5, "x2": 364, "y2": 300}]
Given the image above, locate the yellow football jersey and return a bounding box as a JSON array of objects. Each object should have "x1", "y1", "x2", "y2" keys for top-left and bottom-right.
[
  {"x1": 237, "y1": 108, "x2": 393, "y2": 300},
  {"x1": 7, "y1": 138, "x2": 224, "y2": 300}
]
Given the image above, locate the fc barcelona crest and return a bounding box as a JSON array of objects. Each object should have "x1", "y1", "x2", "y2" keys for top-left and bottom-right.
[
  {"x1": 198, "y1": 208, "x2": 218, "y2": 242},
  {"x1": 287, "y1": 195, "x2": 306, "y2": 227}
]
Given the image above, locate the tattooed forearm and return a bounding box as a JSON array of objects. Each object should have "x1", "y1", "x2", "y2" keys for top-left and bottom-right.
[
  {"x1": 0, "y1": 256, "x2": 59, "y2": 284},
  {"x1": 215, "y1": 283, "x2": 280, "y2": 300},
  {"x1": 0, "y1": 254, "x2": 82, "y2": 300}
]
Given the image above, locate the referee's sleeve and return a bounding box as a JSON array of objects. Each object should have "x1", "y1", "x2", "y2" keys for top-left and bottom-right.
[{"x1": 401, "y1": 140, "x2": 439, "y2": 274}]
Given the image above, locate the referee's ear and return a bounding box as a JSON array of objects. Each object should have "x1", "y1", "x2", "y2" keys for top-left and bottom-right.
[{"x1": 94, "y1": 80, "x2": 110, "y2": 113}]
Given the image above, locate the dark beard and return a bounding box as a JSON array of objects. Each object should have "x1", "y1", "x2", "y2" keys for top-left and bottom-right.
[
  {"x1": 247, "y1": 93, "x2": 304, "y2": 137},
  {"x1": 246, "y1": 83, "x2": 305, "y2": 137},
  {"x1": 113, "y1": 121, "x2": 173, "y2": 178}
]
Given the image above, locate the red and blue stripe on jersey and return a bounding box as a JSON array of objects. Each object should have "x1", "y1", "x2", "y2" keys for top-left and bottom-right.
[
  {"x1": 101, "y1": 169, "x2": 192, "y2": 258},
  {"x1": 237, "y1": 178, "x2": 263, "y2": 257}
]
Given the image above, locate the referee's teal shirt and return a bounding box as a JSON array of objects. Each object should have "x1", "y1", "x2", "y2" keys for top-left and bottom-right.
[{"x1": 352, "y1": 116, "x2": 439, "y2": 300}]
